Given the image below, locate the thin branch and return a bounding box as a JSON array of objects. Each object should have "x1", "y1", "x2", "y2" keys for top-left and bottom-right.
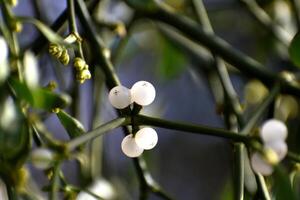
[
  {"x1": 74, "y1": 1, "x2": 173, "y2": 199},
  {"x1": 134, "y1": 115, "x2": 252, "y2": 143},
  {"x1": 287, "y1": 152, "x2": 300, "y2": 163},
  {"x1": 255, "y1": 174, "x2": 271, "y2": 200},
  {"x1": 67, "y1": 0, "x2": 78, "y2": 34},
  {"x1": 191, "y1": 1, "x2": 244, "y2": 198},
  {"x1": 66, "y1": 117, "x2": 129, "y2": 150},
  {"x1": 49, "y1": 163, "x2": 61, "y2": 200},
  {"x1": 133, "y1": 158, "x2": 173, "y2": 200},
  {"x1": 289, "y1": 0, "x2": 300, "y2": 29},
  {"x1": 238, "y1": 0, "x2": 292, "y2": 46},
  {"x1": 240, "y1": 84, "x2": 280, "y2": 135},
  {"x1": 124, "y1": 1, "x2": 300, "y2": 97}
]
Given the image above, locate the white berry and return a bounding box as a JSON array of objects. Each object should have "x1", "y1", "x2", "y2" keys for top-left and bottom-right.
[
  {"x1": 31, "y1": 148, "x2": 54, "y2": 169},
  {"x1": 250, "y1": 152, "x2": 273, "y2": 176},
  {"x1": 265, "y1": 140, "x2": 288, "y2": 161},
  {"x1": 135, "y1": 127, "x2": 158, "y2": 150},
  {"x1": 121, "y1": 134, "x2": 144, "y2": 157},
  {"x1": 0, "y1": 37, "x2": 8, "y2": 64},
  {"x1": 131, "y1": 81, "x2": 156, "y2": 106},
  {"x1": 24, "y1": 51, "x2": 39, "y2": 88},
  {"x1": 260, "y1": 119, "x2": 287, "y2": 142},
  {"x1": 108, "y1": 86, "x2": 131, "y2": 109}
]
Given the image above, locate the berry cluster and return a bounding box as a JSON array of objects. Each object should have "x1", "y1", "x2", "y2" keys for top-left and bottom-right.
[
  {"x1": 250, "y1": 119, "x2": 288, "y2": 175},
  {"x1": 108, "y1": 81, "x2": 158, "y2": 157}
]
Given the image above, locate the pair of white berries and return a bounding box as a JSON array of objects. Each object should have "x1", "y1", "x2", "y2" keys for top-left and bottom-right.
[
  {"x1": 250, "y1": 119, "x2": 288, "y2": 175},
  {"x1": 108, "y1": 81, "x2": 156, "y2": 109},
  {"x1": 121, "y1": 127, "x2": 158, "y2": 157}
]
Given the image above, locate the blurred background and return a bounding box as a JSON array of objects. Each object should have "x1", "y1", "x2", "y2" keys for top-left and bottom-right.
[{"x1": 9, "y1": 0, "x2": 300, "y2": 199}]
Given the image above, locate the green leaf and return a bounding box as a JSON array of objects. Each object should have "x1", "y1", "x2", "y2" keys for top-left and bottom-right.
[
  {"x1": 289, "y1": 32, "x2": 300, "y2": 68},
  {"x1": 10, "y1": 79, "x2": 71, "y2": 110},
  {"x1": 273, "y1": 166, "x2": 297, "y2": 200},
  {"x1": 17, "y1": 17, "x2": 67, "y2": 45},
  {"x1": 157, "y1": 36, "x2": 186, "y2": 80},
  {"x1": 56, "y1": 110, "x2": 85, "y2": 139}
]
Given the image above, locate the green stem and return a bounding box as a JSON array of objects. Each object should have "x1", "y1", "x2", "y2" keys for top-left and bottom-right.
[
  {"x1": 75, "y1": 0, "x2": 121, "y2": 88},
  {"x1": 240, "y1": 84, "x2": 280, "y2": 135},
  {"x1": 67, "y1": 0, "x2": 78, "y2": 34},
  {"x1": 133, "y1": 158, "x2": 173, "y2": 200},
  {"x1": 238, "y1": 0, "x2": 291, "y2": 46},
  {"x1": 134, "y1": 115, "x2": 252, "y2": 143},
  {"x1": 1, "y1": 2, "x2": 22, "y2": 81},
  {"x1": 49, "y1": 162, "x2": 61, "y2": 200},
  {"x1": 74, "y1": 1, "x2": 173, "y2": 198},
  {"x1": 233, "y1": 143, "x2": 244, "y2": 200},
  {"x1": 289, "y1": 0, "x2": 300, "y2": 29},
  {"x1": 66, "y1": 117, "x2": 129, "y2": 150},
  {"x1": 125, "y1": 1, "x2": 300, "y2": 97},
  {"x1": 191, "y1": 1, "x2": 244, "y2": 198},
  {"x1": 287, "y1": 152, "x2": 300, "y2": 163},
  {"x1": 255, "y1": 174, "x2": 271, "y2": 200}
]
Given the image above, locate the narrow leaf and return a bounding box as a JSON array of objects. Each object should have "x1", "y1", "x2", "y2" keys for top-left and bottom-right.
[
  {"x1": 17, "y1": 17, "x2": 67, "y2": 45},
  {"x1": 56, "y1": 110, "x2": 85, "y2": 139}
]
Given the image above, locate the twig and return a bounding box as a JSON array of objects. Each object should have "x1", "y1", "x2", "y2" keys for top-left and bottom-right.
[
  {"x1": 240, "y1": 84, "x2": 280, "y2": 135},
  {"x1": 74, "y1": 1, "x2": 173, "y2": 199},
  {"x1": 49, "y1": 162, "x2": 61, "y2": 200},
  {"x1": 134, "y1": 115, "x2": 252, "y2": 143},
  {"x1": 191, "y1": 1, "x2": 244, "y2": 198},
  {"x1": 133, "y1": 158, "x2": 173, "y2": 200},
  {"x1": 238, "y1": 0, "x2": 292, "y2": 46},
  {"x1": 66, "y1": 117, "x2": 129, "y2": 150},
  {"x1": 124, "y1": 1, "x2": 300, "y2": 97},
  {"x1": 289, "y1": 0, "x2": 300, "y2": 29},
  {"x1": 255, "y1": 174, "x2": 271, "y2": 200}
]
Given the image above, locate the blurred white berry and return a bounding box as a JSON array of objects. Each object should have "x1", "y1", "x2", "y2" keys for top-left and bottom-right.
[
  {"x1": 23, "y1": 51, "x2": 39, "y2": 88},
  {"x1": 0, "y1": 178, "x2": 8, "y2": 200},
  {"x1": 131, "y1": 81, "x2": 156, "y2": 106},
  {"x1": 0, "y1": 98, "x2": 17, "y2": 132},
  {"x1": 0, "y1": 37, "x2": 8, "y2": 64},
  {"x1": 76, "y1": 178, "x2": 116, "y2": 200},
  {"x1": 121, "y1": 134, "x2": 143, "y2": 157},
  {"x1": 30, "y1": 148, "x2": 54, "y2": 169},
  {"x1": 0, "y1": 37, "x2": 9, "y2": 83},
  {"x1": 250, "y1": 152, "x2": 273, "y2": 176},
  {"x1": 108, "y1": 85, "x2": 131, "y2": 109},
  {"x1": 265, "y1": 140, "x2": 288, "y2": 161},
  {"x1": 135, "y1": 127, "x2": 158, "y2": 150},
  {"x1": 260, "y1": 119, "x2": 287, "y2": 143}
]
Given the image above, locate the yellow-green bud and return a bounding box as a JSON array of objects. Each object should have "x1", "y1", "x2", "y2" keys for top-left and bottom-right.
[
  {"x1": 73, "y1": 57, "x2": 86, "y2": 71},
  {"x1": 49, "y1": 43, "x2": 63, "y2": 58},
  {"x1": 46, "y1": 80, "x2": 58, "y2": 91},
  {"x1": 59, "y1": 49, "x2": 70, "y2": 65},
  {"x1": 81, "y1": 69, "x2": 91, "y2": 80},
  {"x1": 76, "y1": 69, "x2": 91, "y2": 84}
]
